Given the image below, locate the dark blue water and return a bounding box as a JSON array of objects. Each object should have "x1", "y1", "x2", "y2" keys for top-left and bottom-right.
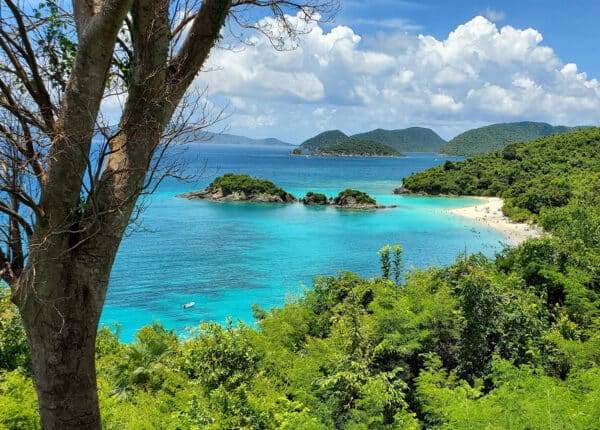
[{"x1": 102, "y1": 145, "x2": 504, "y2": 340}]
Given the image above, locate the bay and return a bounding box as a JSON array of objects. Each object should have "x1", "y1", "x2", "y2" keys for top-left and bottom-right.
[{"x1": 101, "y1": 144, "x2": 505, "y2": 340}]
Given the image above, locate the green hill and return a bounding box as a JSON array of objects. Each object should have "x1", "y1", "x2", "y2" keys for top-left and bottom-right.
[
  {"x1": 320, "y1": 139, "x2": 402, "y2": 157},
  {"x1": 442, "y1": 121, "x2": 582, "y2": 156},
  {"x1": 402, "y1": 127, "x2": 600, "y2": 220},
  {"x1": 351, "y1": 127, "x2": 446, "y2": 152},
  {"x1": 299, "y1": 129, "x2": 348, "y2": 151}
]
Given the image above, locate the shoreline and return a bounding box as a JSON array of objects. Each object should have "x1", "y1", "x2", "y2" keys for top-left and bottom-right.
[{"x1": 445, "y1": 197, "x2": 543, "y2": 246}]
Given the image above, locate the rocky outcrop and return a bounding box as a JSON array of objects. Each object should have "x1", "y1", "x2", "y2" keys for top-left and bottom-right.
[
  {"x1": 178, "y1": 188, "x2": 297, "y2": 203},
  {"x1": 301, "y1": 192, "x2": 329, "y2": 205},
  {"x1": 393, "y1": 185, "x2": 426, "y2": 195},
  {"x1": 393, "y1": 185, "x2": 457, "y2": 197}
]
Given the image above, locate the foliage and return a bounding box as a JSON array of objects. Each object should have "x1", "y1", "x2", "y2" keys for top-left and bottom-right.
[
  {"x1": 110, "y1": 323, "x2": 180, "y2": 400},
  {"x1": 334, "y1": 189, "x2": 376, "y2": 205},
  {"x1": 352, "y1": 127, "x2": 446, "y2": 153},
  {"x1": 441, "y1": 121, "x2": 583, "y2": 156},
  {"x1": 0, "y1": 288, "x2": 29, "y2": 372},
  {"x1": 392, "y1": 245, "x2": 402, "y2": 287},
  {"x1": 321, "y1": 139, "x2": 402, "y2": 157},
  {"x1": 299, "y1": 129, "x2": 348, "y2": 151},
  {"x1": 0, "y1": 369, "x2": 40, "y2": 429},
  {"x1": 209, "y1": 173, "x2": 293, "y2": 199},
  {"x1": 379, "y1": 245, "x2": 391, "y2": 280},
  {"x1": 1, "y1": 246, "x2": 600, "y2": 428},
  {"x1": 378, "y1": 244, "x2": 403, "y2": 287},
  {"x1": 403, "y1": 127, "x2": 600, "y2": 220},
  {"x1": 416, "y1": 358, "x2": 600, "y2": 429}
]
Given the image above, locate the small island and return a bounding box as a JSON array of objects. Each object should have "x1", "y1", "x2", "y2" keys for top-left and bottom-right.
[
  {"x1": 332, "y1": 189, "x2": 381, "y2": 209},
  {"x1": 178, "y1": 173, "x2": 297, "y2": 203},
  {"x1": 302, "y1": 189, "x2": 395, "y2": 210},
  {"x1": 301, "y1": 191, "x2": 329, "y2": 205},
  {"x1": 320, "y1": 139, "x2": 403, "y2": 157}
]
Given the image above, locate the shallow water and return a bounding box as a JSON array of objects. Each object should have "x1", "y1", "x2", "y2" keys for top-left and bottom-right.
[{"x1": 101, "y1": 145, "x2": 504, "y2": 340}]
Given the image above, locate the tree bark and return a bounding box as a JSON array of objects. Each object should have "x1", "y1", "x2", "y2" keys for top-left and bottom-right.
[
  {"x1": 22, "y1": 305, "x2": 102, "y2": 429},
  {"x1": 15, "y1": 249, "x2": 118, "y2": 429}
]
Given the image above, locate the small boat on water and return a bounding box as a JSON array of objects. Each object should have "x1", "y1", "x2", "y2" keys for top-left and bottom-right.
[{"x1": 183, "y1": 301, "x2": 195, "y2": 309}]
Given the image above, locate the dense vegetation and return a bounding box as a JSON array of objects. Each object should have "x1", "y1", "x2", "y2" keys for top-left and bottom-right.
[
  {"x1": 2, "y1": 233, "x2": 599, "y2": 428},
  {"x1": 2, "y1": 128, "x2": 600, "y2": 428},
  {"x1": 441, "y1": 121, "x2": 581, "y2": 156},
  {"x1": 352, "y1": 127, "x2": 446, "y2": 153},
  {"x1": 299, "y1": 130, "x2": 348, "y2": 152},
  {"x1": 403, "y1": 127, "x2": 600, "y2": 219},
  {"x1": 321, "y1": 139, "x2": 402, "y2": 157},
  {"x1": 209, "y1": 174, "x2": 293, "y2": 200}
]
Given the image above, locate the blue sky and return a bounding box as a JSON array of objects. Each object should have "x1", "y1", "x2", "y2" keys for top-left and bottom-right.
[
  {"x1": 193, "y1": 1, "x2": 600, "y2": 143},
  {"x1": 339, "y1": 0, "x2": 600, "y2": 75}
]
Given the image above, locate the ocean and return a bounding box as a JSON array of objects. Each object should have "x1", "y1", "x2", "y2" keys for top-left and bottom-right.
[{"x1": 101, "y1": 144, "x2": 505, "y2": 340}]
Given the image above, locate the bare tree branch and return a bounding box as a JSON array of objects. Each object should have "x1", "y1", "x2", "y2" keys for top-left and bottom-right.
[
  {"x1": 3, "y1": 0, "x2": 57, "y2": 131},
  {"x1": 168, "y1": 0, "x2": 232, "y2": 101},
  {"x1": 0, "y1": 201, "x2": 33, "y2": 237}
]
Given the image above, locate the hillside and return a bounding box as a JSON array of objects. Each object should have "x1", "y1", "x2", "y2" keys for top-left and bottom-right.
[
  {"x1": 441, "y1": 121, "x2": 581, "y2": 156},
  {"x1": 299, "y1": 129, "x2": 348, "y2": 151},
  {"x1": 320, "y1": 139, "x2": 402, "y2": 157},
  {"x1": 402, "y1": 127, "x2": 600, "y2": 221},
  {"x1": 351, "y1": 127, "x2": 446, "y2": 152},
  {"x1": 203, "y1": 132, "x2": 293, "y2": 146}
]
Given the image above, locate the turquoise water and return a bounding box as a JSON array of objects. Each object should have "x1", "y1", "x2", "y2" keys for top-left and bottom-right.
[{"x1": 101, "y1": 145, "x2": 505, "y2": 340}]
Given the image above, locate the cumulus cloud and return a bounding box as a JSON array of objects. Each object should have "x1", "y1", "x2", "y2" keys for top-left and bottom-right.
[{"x1": 197, "y1": 13, "x2": 600, "y2": 142}]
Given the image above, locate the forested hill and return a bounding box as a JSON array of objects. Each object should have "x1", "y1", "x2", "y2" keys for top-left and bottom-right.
[
  {"x1": 299, "y1": 129, "x2": 348, "y2": 151},
  {"x1": 320, "y1": 139, "x2": 402, "y2": 157},
  {"x1": 300, "y1": 127, "x2": 446, "y2": 153},
  {"x1": 351, "y1": 127, "x2": 446, "y2": 152},
  {"x1": 402, "y1": 127, "x2": 600, "y2": 221},
  {"x1": 441, "y1": 121, "x2": 582, "y2": 156}
]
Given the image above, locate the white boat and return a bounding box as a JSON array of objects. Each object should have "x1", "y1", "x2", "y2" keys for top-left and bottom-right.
[{"x1": 182, "y1": 301, "x2": 195, "y2": 309}]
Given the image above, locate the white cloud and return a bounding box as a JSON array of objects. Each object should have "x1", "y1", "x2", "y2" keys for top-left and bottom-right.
[
  {"x1": 196, "y1": 13, "x2": 600, "y2": 142},
  {"x1": 431, "y1": 93, "x2": 464, "y2": 112}
]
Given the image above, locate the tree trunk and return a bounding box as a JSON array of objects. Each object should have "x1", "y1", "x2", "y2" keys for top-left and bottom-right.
[
  {"x1": 4, "y1": 1, "x2": 235, "y2": 427},
  {"x1": 25, "y1": 313, "x2": 101, "y2": 429},
  {"x1": 14, "y1": 234, "x2": 120, "y2": 429}
]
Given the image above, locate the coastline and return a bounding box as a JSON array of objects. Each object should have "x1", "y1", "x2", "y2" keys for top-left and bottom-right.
[{"x1": 445, "y1": 197, "x2": 543, "y2": 245}]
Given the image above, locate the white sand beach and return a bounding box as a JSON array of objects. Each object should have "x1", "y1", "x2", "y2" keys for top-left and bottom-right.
[{"x1": 447, "y1": 197, "x2": 543, "y2": 246}]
